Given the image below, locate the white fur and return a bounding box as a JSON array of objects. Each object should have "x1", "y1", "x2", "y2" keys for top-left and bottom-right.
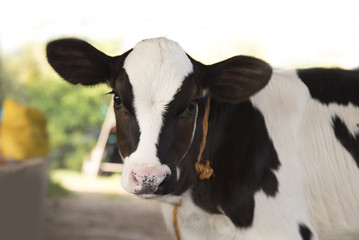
[
  {"x1": 251, "y1": 69, "x2": 359, "y2": 239},
  {"x1": 161, "y1": 192, "x2": 309, "y2": 240},
  {"x1": 160, "y1": 69, "x2": 359, "y2": 240},
  {"x1": 118, "y1": 38, "x2": 359, "y2": 239},
  {"x1": 297, "y1": 101, "x2": 359, "y2": 239},
  {"x1": 121, "y1": 38, "x2": 193, "y2": 194}
]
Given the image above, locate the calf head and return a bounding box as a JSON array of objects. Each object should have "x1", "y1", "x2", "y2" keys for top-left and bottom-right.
[{"x1": 47, "y1": 37, "x2": 272, "y2": 200}]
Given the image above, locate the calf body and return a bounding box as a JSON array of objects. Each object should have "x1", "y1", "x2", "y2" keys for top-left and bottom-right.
[{"x1": 47, "y1": 38, "x2": 359, "y2": 240}]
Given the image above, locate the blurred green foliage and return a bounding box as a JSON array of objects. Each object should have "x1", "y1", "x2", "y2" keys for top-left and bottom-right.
[
  {"x1": 48, "y1": 169, "x2": 124, "y2": 198},
  {"x1": 48, "y1": 173, "x2": 75, "y2": 198},
  {"x1": 0, "y1": 39, "x2": 122, "y2": 170}
]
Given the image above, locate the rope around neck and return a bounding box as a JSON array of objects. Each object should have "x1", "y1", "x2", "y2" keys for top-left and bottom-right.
[
  {"x1": 172, "y1": 97, "x2": 214, "y2": 240},
  {"x1": 195, "y1": 97, "x2": 214, "y2": 180},
  {"x1": 173, "y1": 202, "x2": 181, "y2": 240}
]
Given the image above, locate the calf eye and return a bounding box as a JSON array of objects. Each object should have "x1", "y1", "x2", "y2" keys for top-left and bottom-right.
[
  {"x1": 114, "y1": 93, "x2": 122, "y2": 108},
  {"x1": 186, "y1": 100, "x2": 197, "y2": 114}
]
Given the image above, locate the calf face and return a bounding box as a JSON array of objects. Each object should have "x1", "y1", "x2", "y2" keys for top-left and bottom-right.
[{"x1": 47, "y1": 37, "x2": 272, "y2": 199}]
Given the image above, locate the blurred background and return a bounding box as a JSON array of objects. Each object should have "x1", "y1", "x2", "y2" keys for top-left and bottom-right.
[{"x1": 0, "y1": 0, "x2": 359, "y2": 239}]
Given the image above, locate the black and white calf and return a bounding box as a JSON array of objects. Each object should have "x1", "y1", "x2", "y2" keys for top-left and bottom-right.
[{"x1": 47, "y1": 38, "x2": 359, "y2": 240}]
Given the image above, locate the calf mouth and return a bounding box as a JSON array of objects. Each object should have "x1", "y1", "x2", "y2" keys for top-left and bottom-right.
[{"x1": 136, "y1": 193, "x2": 160, "y2": 200}]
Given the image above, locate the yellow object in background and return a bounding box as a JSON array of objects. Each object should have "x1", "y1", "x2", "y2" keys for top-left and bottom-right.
[{"x1": 0, "y1": 100, "x2": 49, "y2": 161}]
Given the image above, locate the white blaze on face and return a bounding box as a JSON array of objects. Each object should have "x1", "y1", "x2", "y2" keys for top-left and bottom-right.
[{"x1": 121, "y1": 38, "x2": 193, "y2": 192}]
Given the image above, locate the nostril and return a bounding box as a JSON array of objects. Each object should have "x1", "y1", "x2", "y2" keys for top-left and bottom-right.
[
  {"x1": 156, "y1": 174, "x2": 169, "y2": 193},
  {"x1": 131, "y1": 171, "x2": 140, "y2": 185},
  {"x1": 131, "y1": 169, "x2": 171, "y2": 195}
]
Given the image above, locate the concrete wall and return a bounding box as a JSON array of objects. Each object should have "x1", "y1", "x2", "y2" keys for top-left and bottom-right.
[{"x1": 0, "y1": 158, "x2": 48, "y2": 240}]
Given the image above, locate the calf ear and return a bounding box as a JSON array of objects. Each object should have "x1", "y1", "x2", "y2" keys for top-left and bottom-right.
[
  {"x1": 46, "y1": 38, "x2": 113, "y2": 85},
  {"x1": 203, "y1": 56, "x2": 272, "y2": 103}
]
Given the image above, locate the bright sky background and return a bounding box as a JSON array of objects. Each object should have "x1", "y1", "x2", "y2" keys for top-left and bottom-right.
[{"x1": 1, "y1": 0, "x2": 359, "y2": 68}]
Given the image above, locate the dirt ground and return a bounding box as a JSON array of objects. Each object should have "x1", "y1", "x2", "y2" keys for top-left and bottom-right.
[{"x1": 44, "y1": 193, "x2": 174, "y2": 240}]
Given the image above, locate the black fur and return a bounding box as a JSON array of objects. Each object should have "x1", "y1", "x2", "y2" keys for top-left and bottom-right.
[
  {"x1": 332, "y1": 115, "x2": 359, "y2": 168},
  {"x1": 176, "y1": 98, "x2": 280, "y2": 228},
  {"x1": 46, "y1": 38, "x2": 113, "y2": 85},
  {"x1": 196, "y1": 55, "x2": 272, "y2": 103},
  {"x1": 47, "y1": 38, "x2": 279, "y2": 228},
  {"x1": 298, "y1": 223, "x2": 313, "y2": 240},
  {"x1": 156, "y1": 75, "x2": 199, "y2": 195},
  {"x1": 111, "y1": 69, "x2": 140, "y2": 159},
  {"x1": 297, "y1": 68, "x2": 359, "y2": 106}
]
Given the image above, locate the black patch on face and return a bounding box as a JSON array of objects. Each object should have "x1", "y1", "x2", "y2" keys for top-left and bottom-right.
[
  {"x1": 332, "y1": 115, "x2": 359, "y2": 168},
  {"x1": 177, "y1": 99, "x2": 280, "y2": 228},
  {"x1": 109, "y1": 53, "x2": 140, "y2": 159},
  {"x1": 155, "y1": 75, "x2": 199, "y2": 195},
  {"x1": 297, "y1": 68, "x2": 359, "y2": 106},
  {"x1": 298, "y1": 223, "x2": 313, "y2": 240},
  {"x1": 109, "y1": 49, "x2": 278, "y2": 227}
]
